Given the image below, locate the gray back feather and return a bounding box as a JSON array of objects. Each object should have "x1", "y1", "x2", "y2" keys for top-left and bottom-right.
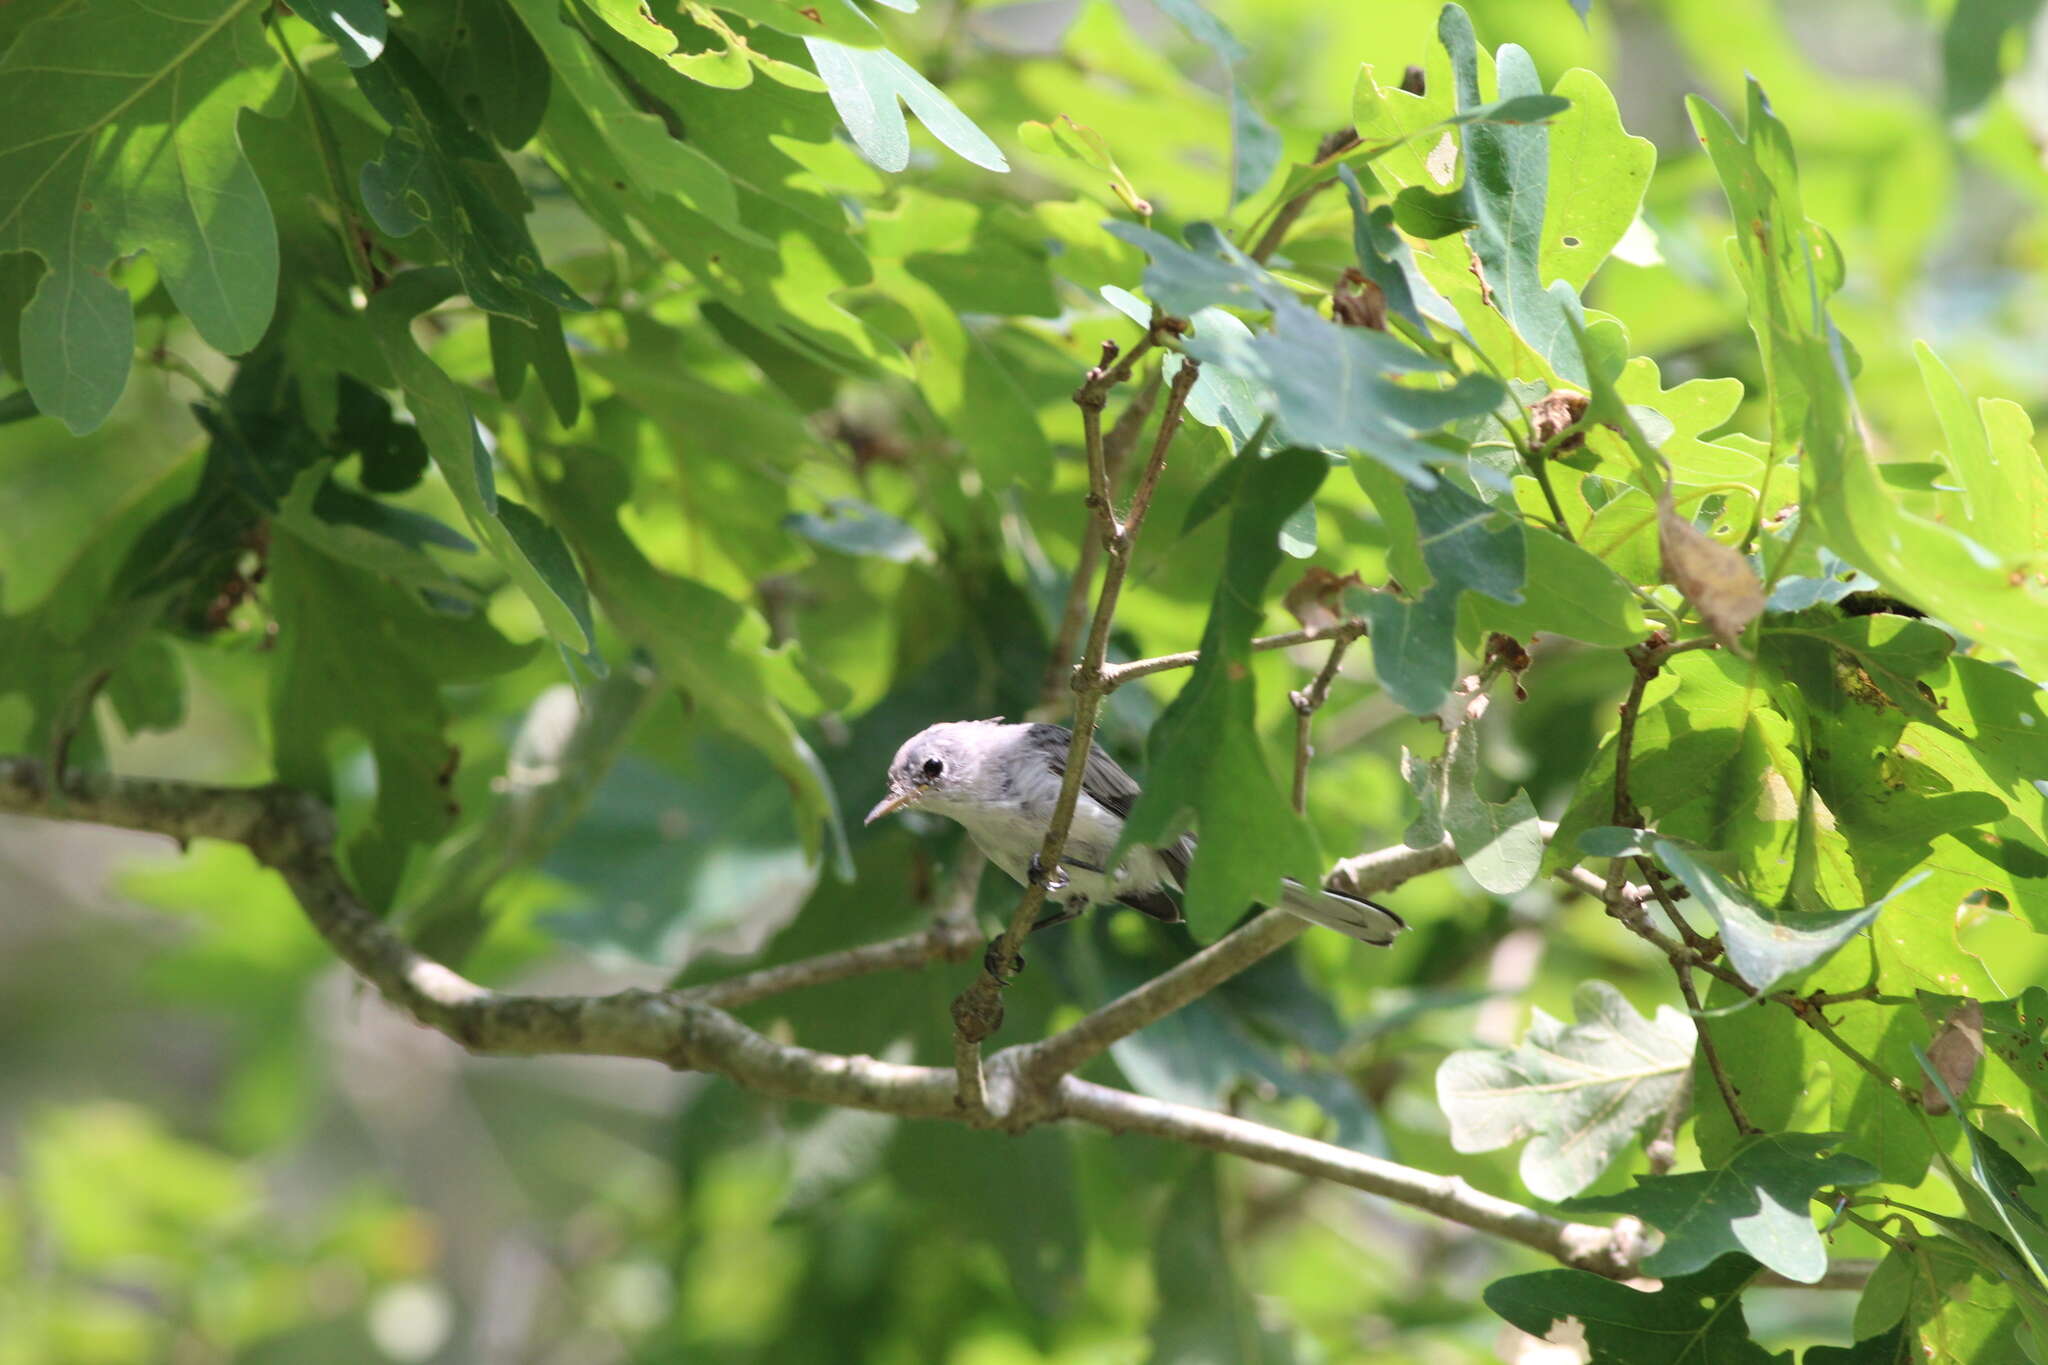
[{"x1": 1026, "y1": 724, "x2": 1195, "y2": 889}]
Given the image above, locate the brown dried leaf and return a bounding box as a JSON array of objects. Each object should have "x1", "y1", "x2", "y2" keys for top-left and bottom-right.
[
  {"x1": 1658, "y1": 487, "x2": 1763, "y2": 651},
  {"x1": 1333, "y1": 269, "x2": 1387, "y2": 331},
  {"x1": 1283, "y1": 566, "x2": 1365, "y2": 631},
  {"x1": 1921, "y1": 999, "x2": 1985, "y2": 1115},
  {"x1": 1531, "y1": 391, "x2": 1589, "y2": 454}
]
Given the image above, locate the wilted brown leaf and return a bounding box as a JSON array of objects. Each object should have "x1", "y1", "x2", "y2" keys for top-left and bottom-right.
[
  {"x1": 1283, "y1": 566, "x2": 1366, "y2": 630},
  {"x1": 1659, "y1": 486, "x2": 1763, "y2": 651},
  {"x1": 1333, "y1": 269, "x2": 1387, "y2": 330},
  {"x1": 1921, "y1": 999, "x2": 1985, "y2": 1115},
  {"x1": 1530, "y1": 390, "x2": 1590, "y2": 454}
]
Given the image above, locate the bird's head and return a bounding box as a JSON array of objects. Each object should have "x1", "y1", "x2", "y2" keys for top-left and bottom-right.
[{"x1": 865, "y1": 720, "x2": 1009, "y2": 825}]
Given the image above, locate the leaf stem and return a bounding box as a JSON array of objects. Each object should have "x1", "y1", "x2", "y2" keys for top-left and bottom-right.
[{"x1": 272, "y1": 22, "x2": 379, "y2": 298}]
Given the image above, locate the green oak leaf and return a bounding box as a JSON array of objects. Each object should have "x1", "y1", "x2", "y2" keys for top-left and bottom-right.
[
  {"x1": 783, "y1": 500, "x2": 932, "y2": 564},
  {"x1": 536, "y1": 448, "x2": 843, "y2": 868},
  {"x1": 1485, "y1": 1253, "x2": 1786, "y2": 1365},
  {"x1": 293, "y1": 0, "x2": 388, "y2": 67},
  {"x1": 1407, "y1": 711, "x2": 1543, "y2": 894},
  {"x1": 0, "y1": 0, "x2": 290, "y2": 433},
  {"x1": 503, "y1": 0, "x2": 744, "y2": 235},
  {"x1": 355, "y1": 36, "x2": 590, "y2": 327},
  {"x1": 1102, "y1": 220, "x2": 1277, "y2": 318},
  {"x1": 1114, "y1": 447, "x2": 1328, "y2": 938},
  {"x1": 1465, "y1": 523, "x2": 1648, "y2": 647},
  {"x1": 1800, "y1": 1325, "x2": 1909, "y2": 1365},
  {"x1": 1250, "y1": 297, "x2": 1504, "y2": 482},
  {"x1": 366, "y1": 269, "x2": 596, "y2": 657},
  {"x1": 1354, "y1": 465, "x2": 1525, "y2": 713},
  {"x1": 804, "y1": 39, "x2": 1008, "y2": 173},
  {"x1": 268, "y1": 526, "x2": 535, "y2": 910},
  {"x1": 1146, "y1": 1157, "x2": 1297, "y2": 1365},
  {"x1": 1540, "y1": 66, "x2": 1656, "y2": 294},
  {"x1": 1548, "y1": 651, "x2": 1810, "y2": 902},
  {"x1": 1437, "y1": 979, "x2": 1693, "y2": 1200},
  {"x1": 408, "y1": 0, "x2": 549, "y2": 147},
  {"x1": 1914, "y1": 341, "x2": 2048, "y2": 577},
  {"x1": 1340, "y1": 165, "x2": 1469, "y2": 340},
  {"x1": 1566, "y1": 1133, "x2": 1878, "y2": 1284},
  {"x1": 1692, "y1": 80, "x2": 2048, "y2": 678},
  {"x1": 1918, "y1": 1048, "x2": 2048, "y2": 1292},
  {"x1": 1942, "y1": 0, "x2": 2048, "y2": 117},
  {"x1": 1856, "y1": 1235, "x2": 2031, "y2": 1361},
  {"x1": 1394, "y1": 5, "x2": 1583, "y2": 382},
  {"x1": 1638, "y1": 833, "x2": 1916, "y2": 994}
]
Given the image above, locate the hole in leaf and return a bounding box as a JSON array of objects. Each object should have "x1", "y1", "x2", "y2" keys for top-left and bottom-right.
[{"x1": 1562, "y1": 235, "x2": 1581, "y2": 247}]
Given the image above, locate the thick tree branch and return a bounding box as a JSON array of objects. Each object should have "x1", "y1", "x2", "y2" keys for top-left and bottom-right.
[
  {"x1": 1055, "y1": 1078, "x2": 1641, "y2": 1277},
  {"x1": 0, "y1": 757, "x2": 1878, "y2": 1287}
]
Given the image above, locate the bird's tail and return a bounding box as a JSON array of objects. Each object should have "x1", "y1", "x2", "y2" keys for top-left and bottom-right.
[{"x1": 1277, "y1": 880, "x2": 1406, "y2": 945}]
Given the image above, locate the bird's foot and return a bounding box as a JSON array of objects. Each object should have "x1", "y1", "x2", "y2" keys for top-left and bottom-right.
[
  {"x1": 1027, "y1": 854, "x2": 1069, "y2": 893},
  {"x1": 983, "y1": 934, "x2": 1024, "y2": 981}
]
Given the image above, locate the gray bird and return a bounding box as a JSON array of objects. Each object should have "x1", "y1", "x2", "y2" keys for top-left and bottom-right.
[{"x1": 865, "y1": 720, "x2": 1405, "y2": 944}]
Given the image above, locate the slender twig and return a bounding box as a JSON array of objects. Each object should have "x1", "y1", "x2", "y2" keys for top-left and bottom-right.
[
  {"x1": 680, "y1": 920, "x2": 982, "y2": 1010},
  {"x1": 1677, "y1": 962, "x2": 1756, "y2": 1135},
  {"x1": 1101, "y1": 618, "x2": 1368, "y2": 691},
  {"x1": 1291, "y1": 630, "x2": 1359, "y2": 814},
  {"x1": 950, "y1": 360, "x2": 1203, "y2": 1060},
  {"x1": 1040, "y1": 373, "x2": 1163, "y2": 708},
  {"x1": 1780, "y1": 994, "x2": 1916, "y2": 1104},
  {"x1": 1020, "y1": 838, "x2": 1464, "y2": 1086}
]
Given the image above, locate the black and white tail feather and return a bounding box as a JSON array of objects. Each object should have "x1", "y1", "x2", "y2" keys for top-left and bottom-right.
[{"x1": 866, "y1": 719, "x2": 1406, "y2": 946}]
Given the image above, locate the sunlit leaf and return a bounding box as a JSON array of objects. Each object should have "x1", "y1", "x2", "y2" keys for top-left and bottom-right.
[
  {"x1": 0, "y1": 0, "x2": 289, "y2": 432},
  {"x1": 1566, "y1": 1133, "x2": 1877, "y2": 1283},
  {"x1": 1438, "y1": 980, "x2": 1693, "y2": 1200}
]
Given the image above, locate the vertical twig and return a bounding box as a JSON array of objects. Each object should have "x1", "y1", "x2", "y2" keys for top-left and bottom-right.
[
  {"x1": 950, "y1": 358, "x2": 1202, "y2": 1089},
  {"x1": 1676, "y1": 962, "x2": 1756, "y2": 1136},
  {"x1": 1289, "y1": 627, "x2": 1361, "y2": 815},
  {"x1": 1038, "y1": 364, "x2": 1162, "y2": 709}
]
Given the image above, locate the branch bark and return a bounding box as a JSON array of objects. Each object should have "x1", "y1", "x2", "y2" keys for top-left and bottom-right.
[
  {"x1": 0, "y1": 758, "x2": 1882, "y2": 1288},
  {"x1": 0, "y1": 755, "x2": 1645, "y2": 1279}
]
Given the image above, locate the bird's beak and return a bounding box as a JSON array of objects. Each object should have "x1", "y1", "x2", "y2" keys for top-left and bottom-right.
[{"x1": 864, "y1": 785, "x2": 923, "y2": 825}]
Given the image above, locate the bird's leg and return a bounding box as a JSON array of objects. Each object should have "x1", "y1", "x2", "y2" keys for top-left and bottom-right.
[{"x1": 1029, "y1": 899, "x2": 1088, "y2": 936}]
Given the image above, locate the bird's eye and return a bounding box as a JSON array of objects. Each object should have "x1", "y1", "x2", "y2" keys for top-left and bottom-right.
[{"x1": 921, "y1": 757, "x2": 944, "y2": 780}]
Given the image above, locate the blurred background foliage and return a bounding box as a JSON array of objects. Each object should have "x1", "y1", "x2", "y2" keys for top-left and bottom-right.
[{"x1": 4, "y1": 0, "x2": 2048, "y2": 1359}]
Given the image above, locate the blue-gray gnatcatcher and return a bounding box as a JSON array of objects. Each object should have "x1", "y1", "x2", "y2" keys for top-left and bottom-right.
[{"x1": 865, "y1": 720, "x2": 1405, "y2": 944}]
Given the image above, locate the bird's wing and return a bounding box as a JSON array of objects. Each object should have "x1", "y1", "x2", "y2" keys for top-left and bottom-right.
[{"x1": 1032, "y1": 723, "x2": 1196, "y2": 891}]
